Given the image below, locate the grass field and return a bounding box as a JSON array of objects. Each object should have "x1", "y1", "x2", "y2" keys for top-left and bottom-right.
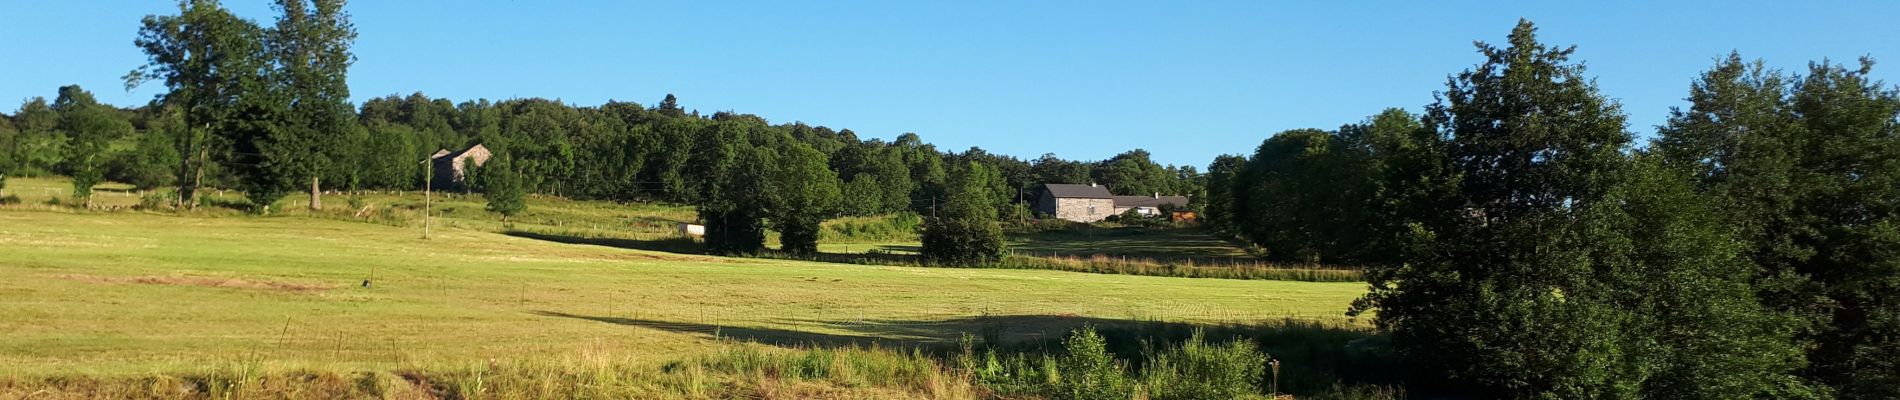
[{"x1": 0, "y1": 209, "x2": 1366, "y2": 377}]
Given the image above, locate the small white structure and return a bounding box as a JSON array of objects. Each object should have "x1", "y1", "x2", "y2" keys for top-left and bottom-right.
[{"x1": 678, "y1": 223, "x2": 706, "y2": 237}]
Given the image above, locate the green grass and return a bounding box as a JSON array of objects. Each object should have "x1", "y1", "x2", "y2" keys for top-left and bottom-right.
[{"x1": 0, "y1": 209, "x2": 1367, "y2": 378}]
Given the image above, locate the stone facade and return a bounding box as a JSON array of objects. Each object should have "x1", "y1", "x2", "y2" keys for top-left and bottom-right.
[
  {"x1": 431, "y1": 144, "x2": 492, "y2": 190},
  {"x1": 1037, "y1": 193, "x2": 1116, "y2": 223}
]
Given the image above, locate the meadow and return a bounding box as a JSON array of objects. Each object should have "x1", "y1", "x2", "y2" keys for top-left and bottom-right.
[{"x1": 0, "y1": 187, "x2": 1377, "y2": 397}]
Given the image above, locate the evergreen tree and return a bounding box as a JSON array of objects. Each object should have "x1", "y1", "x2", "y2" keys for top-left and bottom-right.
[
  {"x1": 1355, "y1": 20, "x2": 1643, "y2": 397},
  {"x1": 1657, "y1": 54, "x2": 1900, "y2": 399},
  {"x1": 483, "y1": 155, "x2": 525, "y2": 221},
  {"x1": 921, "y1": 161, "x2": 1006, "y2": 265}
]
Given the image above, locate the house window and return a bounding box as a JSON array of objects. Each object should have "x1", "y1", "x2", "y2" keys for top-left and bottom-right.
[{"x1": 1088, "y1": 205, "x2": 1096, "y2": 215}]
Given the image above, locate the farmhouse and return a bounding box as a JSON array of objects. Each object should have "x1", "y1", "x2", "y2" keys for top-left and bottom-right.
[
  {"x1": 1036, "y1": 183, "x2": 1116, "y2": 222},
  {"x1": 430, "y1": 144, "x2": 492, "y2": 190},
  {"x1": 1036, "y1": 184, "x2": 1192, "y2": 223},
  {"x1": 1112, "y1": 193, "x2": 1191, "y2": 218}
]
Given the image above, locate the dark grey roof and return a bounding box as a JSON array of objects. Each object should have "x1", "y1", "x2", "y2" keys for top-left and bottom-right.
[
  {"x1": 433, "y1": 143, "x2": 487, "y2": 160},
  {"x1": 1041, "y1": 183, "x2": 1114, "y2": 199},
  {"x1": 1113, "y1": 195, "x2": 1190, "y2": 208}
]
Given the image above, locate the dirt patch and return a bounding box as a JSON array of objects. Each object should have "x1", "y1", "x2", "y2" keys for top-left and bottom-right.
[{"x1": 54, "y1": 273, "x2": 336, "y2": 292}]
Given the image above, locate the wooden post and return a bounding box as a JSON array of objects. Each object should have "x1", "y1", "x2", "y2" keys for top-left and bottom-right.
[
  {"x1": 309, "y1": 176, "x2": 322, "y2": 211},
  {"x1": 422, "y1": 156, "x2": 433, "y2": 240}
]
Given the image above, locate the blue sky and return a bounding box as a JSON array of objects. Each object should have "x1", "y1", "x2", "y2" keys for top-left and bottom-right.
[{"x1": 3, "y1": 1, "x2": 1897, "y2": 167}]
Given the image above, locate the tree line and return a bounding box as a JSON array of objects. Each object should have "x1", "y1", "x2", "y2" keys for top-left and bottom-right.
[
  {"x1": 0, "y1": 0, "x2": 1205, "y2": 259},
  {"x1": 1204, "y1": 20, "x2": 1898, "y2": 399}
]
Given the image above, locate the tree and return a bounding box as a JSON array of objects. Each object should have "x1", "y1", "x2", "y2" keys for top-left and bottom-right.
[
  {"x1": 270, "y1": 0, "x2": 357, "y2": 210},
  {"x1": 690, "y1": 121, "x2": 772, "y2": 255},
  {"x1": 482, "y1": 155, "x2": 525, "y2": 222},
  {"x1": 109, "y1": 112, "x2": 184, "y2": 190},
  {"x1": 1611, "y1": 155, "x2": 1816, "y2": 399},
  {"x1": 10, "y1": 98, "x2": 66, "y2": 176},
  {"x1": 1354, "y1": 20, "x2": 1644, "y2": 397},
  {"x1": 1200, "y1": 154, "x2": 1246, "y2": 233},
  {"x1": 128, "y1": 0, "x2": 273, "y2": 208},
  {"x1": 1232, "y1": 129, "x2": 1371, "y2": 263},
  {"x1": 655, "y1": 93, "x2": 685, "y2": 117},
  {"x1": 1092, "y1": 149, "x2": 1175, "y2": 196},
  {"x1": 769, "y1": 142, "x2": 842, "y2": 254},
  {"x1": 1658, "y1": 54, "x2": 1900, "y2": 399},
  {"x1": 921, "y1": 161, "x2": 1006, "y2": 265},
  {"x1": 53, "y1": 85, "x2": 131, "y2": 205},
  {"x1": 1340, "y1": 108, "x2": 1456, "y2": 265}
]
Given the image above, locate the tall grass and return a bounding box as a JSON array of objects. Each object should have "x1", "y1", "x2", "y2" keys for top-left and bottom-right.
[{"x1": 0, "y1": 324, "x2": 1401, "y2": 399}]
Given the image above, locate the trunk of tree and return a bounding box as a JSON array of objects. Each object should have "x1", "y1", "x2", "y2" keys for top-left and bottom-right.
[
  {"x1": 189, "y1": 146, "x2": 207, "y2": 209},
  {"x1": 309, "y1": 176, "x2": 321, "y2": 210}
]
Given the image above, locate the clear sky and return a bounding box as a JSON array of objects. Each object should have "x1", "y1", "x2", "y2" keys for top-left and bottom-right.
[{"x1": 3, "y1": 1, "x2": 1896, "y2": 167}]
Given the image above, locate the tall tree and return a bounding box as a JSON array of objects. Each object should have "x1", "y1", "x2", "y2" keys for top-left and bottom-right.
[
  {"x1": 769, "y1": 142, "x2": 842, "y2": 254},
  {"x1": 128, "y1": 0, "x2": 272, "y2": 208},
  {"x1": 1232, "y1": 129, "x2": 1371, "y2": 263},
  {"x1": 1780, "y1": 58, "x2": 1900, "y2": 399},
  {"x1": 270, "y1": 0, "x2": 357, "y2": 210},
  {"x1": 482, "y1": 155, "x2": 526, "y2": 222},
  {"x1": 1200, "y1": 154, "x2": 1247, "y2": 234},
  {"x1": 52, "y1": 85, "x2": 132, "y2": 205},
  {"x1": 1660, "y1": 54, "x2": 1900, "y2": 398},
  {"x1": 1355, "y1": 20, "x2": 1643, "y2": 397}
]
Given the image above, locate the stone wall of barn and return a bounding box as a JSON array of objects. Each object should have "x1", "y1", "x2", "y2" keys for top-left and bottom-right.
[{"x1": 1054, "y1": 198, "x2": 1116, "y2": 223}]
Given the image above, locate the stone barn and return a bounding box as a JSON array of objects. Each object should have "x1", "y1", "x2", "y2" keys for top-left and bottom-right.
[
  {"x1": 1035, "y1": 183, "x2": 1117, "y2": 223},
  {"x1": 1112, "y1": 194, "x2": 1191, "y2": 217},
  {"x1": 430, "y1": 144, "x2": 492, "y2": 190}
]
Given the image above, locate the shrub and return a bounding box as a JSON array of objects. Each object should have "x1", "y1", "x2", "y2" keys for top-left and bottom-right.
[
  {"x1": 1141, "y1": 329, "x2": 1269, "y2": 400},
  {"x1": 1056, "y1": 326, "x2": 1132, "y2": 400},
  {"x1": 137, "y1": 190, "x2": 172, "y2": 210}
]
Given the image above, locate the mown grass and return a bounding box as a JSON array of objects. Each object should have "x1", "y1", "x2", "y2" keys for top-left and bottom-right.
[
  {"x1": 0, "y1": 208, "x2": 1366, "y2": 393},
  {"x1": 6, "y1": 177, "x2": 1352, "y2": 283}
]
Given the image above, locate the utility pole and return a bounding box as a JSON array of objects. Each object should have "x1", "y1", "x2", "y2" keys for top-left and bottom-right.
[{"x1": 420, "y1": 156, "x2": 433, "y2": 240}]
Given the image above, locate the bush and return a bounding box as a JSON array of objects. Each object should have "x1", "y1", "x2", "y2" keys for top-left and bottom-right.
[
  {"x1": 137, "y1": 190, "x2": 172, "y2": 210},
  {"x1": 1141, "y1": 329, "x2": 1269, "y2": 400},
  {"x1": 0, "y1": 194, "x2": 19, "y2": 205},
  {"x1": 1056, "y1": 326, "x2": 1132, "y2": 400}
]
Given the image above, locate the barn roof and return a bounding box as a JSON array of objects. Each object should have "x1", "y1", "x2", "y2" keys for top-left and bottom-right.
[
  {"x1": 1041, "y1": 183, "x2": 1115, "y2": 199},
  {"x1": 434, "y1": 143, "x2": 488, "y2": 160},
  {"x1": 1113, "y1": 195, "x2": 1190, "y2": 208}
]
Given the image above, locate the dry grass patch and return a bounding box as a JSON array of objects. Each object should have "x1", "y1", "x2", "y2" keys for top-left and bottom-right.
[{"x1": 52, "y1": 273, "x2": 336, "y2": 293}]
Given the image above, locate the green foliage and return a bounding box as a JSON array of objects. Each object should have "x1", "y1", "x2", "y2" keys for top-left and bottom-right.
[
  {"x1": 1055, "y1": 326, "x2": 1133, "y2": 400},
  {"x1": 1231, "y1": 129, "x2": 1372, "y2": 263},
  {"x1": 129, "y1": 0, "x2": 274, "y2": 205},
  {"x1": 921, "y1": 162, "x2": 1006, "y2": 265},
  {"x1": 1657, "y1": 53, "x2": 1900, "y2": 399},
  {"x1": 768, "y1": 142, "x2": 842, "y2": 254},
  {"x1": 1341, "y1": 20, "x2": 1820, "y2": 399},
  {"x1": 108, "y1": 115, "x2": 183, "y2": 190},
  {"x1": 53, "y1": 85, "x2": 132, "y2": 204},
  {"x1": 1141, "y1": 330, "x2": 1269, "y2": 400},
  {"x1": 820, "y1": 213, "x2": 921, "y2": 243},
  {"x1": 7, "y1": 98, "x2": 67, "y2": 177},
  {"x1": 482, "y1": 156, "x2": 526, "y2": 220}
]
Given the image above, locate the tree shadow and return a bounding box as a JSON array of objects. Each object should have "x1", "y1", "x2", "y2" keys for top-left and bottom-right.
[
  {"x1": 504, "y1": 230, "x2": 704, "y2": 255},
  {"x1": 532, "y1": 310, "x2": 1398, "y2": 389}
]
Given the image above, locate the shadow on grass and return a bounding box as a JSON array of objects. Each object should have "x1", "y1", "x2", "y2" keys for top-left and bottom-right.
[
  {"x1": 503, "y1": 230, "x2": 705, "y2": 255},
  {"x1": 533, "y1": 310, "x2": 1397, "y2": 393},
  {"x1": 1008, "y1": 226, "x2": 1257, "y2": 263}
]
